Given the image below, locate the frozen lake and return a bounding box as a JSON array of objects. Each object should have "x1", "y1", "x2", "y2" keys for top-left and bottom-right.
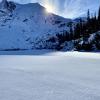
[{"x1": 0, "y1": 51, "x2": 100, "y2": 100}]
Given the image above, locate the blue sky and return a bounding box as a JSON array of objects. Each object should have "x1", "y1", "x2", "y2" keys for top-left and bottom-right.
[{"x1": 1, "y1": 0, "x2": 100, "y2": 18}]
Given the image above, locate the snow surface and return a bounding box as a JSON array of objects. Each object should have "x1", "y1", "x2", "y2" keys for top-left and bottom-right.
[{"x1": 0, "y1": 51, "x2": 100, "y2": 100}]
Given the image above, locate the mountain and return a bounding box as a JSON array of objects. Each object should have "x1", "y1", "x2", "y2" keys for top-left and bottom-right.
[{"x1": 0, "y1": 0, "x2": 72, "y2": 50}]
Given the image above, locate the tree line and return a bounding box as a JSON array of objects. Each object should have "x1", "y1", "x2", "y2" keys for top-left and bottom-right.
[
  {"x1": 73, "y1": 8, "x2": 100, "y2": 40},
  {"x1": 56, "y1": 6, "x2": 100, "y2": 43},
  {"x1": 46, "y1": 7, "x2": 100, "y2": 50}
]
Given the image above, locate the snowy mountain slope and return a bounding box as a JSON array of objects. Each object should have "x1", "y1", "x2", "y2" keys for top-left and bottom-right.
[{"x1": 0, "y1": 0, "x2": 72, "y2": 50}]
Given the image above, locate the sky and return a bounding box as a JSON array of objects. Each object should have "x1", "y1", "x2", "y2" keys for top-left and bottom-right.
[{"x1": 0, "y1": 0, "x2": 100, "y2": 18}]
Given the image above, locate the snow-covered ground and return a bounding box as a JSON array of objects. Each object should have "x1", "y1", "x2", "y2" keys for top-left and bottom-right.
[{"x1": 0, "y1": 51, "x2": 100, "y2": 100}]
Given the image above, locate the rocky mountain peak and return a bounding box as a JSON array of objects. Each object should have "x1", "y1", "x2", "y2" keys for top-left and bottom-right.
[{"x1": 0, "y1": 0, "x2": 16, "y2": 12}]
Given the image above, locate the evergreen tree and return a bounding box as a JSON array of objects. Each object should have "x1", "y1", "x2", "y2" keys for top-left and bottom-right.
[
  {"x1": 74, "y1": 23, "x2": 81, "y2": 39},
  {"x1": 69, "y1": 22, "x2": 74, "y2": 40},
  {"x1": 87, "y1": 9, "x2": 90, "y2": 22},
  {"x1": 79, "y1": 18, "x2": 83, "y2": 37},
  {"x1": 98, "y1": 6, "x2": 100, "y2": 21},
  {"x1": 98, "y1": 6, "x2": 100, "y2": 30}
]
